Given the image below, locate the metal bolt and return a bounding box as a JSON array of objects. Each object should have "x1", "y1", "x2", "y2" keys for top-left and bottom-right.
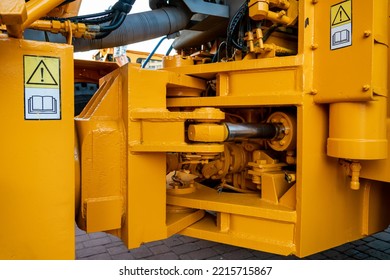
[
  {"x1": 278, "y1": 11, "x2": 286, "y2": 18},
  {"x1": 311, "y1": 0, "x2": 319, "y2": 4},
  {"x1": 311, "y1": 43, "x2": 318, "y2": 50},
  {"x1": 309, "y1": 89, "x2": 318, "y2": 95},
  {"x1": 363, "y1": 30, "x2": 372, "y2": 38},
  {"x1": 279, "y1": 140, "x2": 285, "y2": 146},
  {"x1": 362, "y1": 85, "x2": 370, "y2": 91}
]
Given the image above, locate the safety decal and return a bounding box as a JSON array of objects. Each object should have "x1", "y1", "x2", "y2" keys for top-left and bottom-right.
[
  {"x1": 330, "y1": 0, "x2": 352, "y2": 50},
  {"x1": 24, "y1": 55, "x2": 61, "y2": 120}
]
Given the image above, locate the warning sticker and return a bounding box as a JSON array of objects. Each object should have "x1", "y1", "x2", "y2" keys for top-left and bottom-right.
[
  {"x1": 24, "y1": 56, "x2": 60, "y2": 89},
  {"x1": 330, "y1": 0, "x2": 352, "y2": 50},
  {"x1": 24, "y1": 56, "x2": 61, "y2": 120}
]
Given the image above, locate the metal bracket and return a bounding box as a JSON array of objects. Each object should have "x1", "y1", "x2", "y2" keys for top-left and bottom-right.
[{"x1": 183, "y1": 0, "x2": 229, "y2": 18}]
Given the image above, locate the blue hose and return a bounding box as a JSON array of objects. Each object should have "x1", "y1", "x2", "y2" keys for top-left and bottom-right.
[{"x1": 141, "y1": 36, "x2": 168, "y2": 68}]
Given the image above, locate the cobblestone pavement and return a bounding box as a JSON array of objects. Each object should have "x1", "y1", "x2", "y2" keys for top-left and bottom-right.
[{"x1": 76, "y1": 225, "x2": 390, "y2": 260}]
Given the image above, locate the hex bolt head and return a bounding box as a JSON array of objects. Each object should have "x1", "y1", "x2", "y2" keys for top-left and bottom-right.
[
  {"x1": 362, "y1": 85, "x2": 370, "y2": 91},
  {"x1": 363, "y1": 30, "x2": 372, "y2": 37}
]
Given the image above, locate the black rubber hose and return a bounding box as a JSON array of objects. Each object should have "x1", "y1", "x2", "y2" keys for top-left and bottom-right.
[{"x1": 25, "y1": 7, "x2": 192, "y2": 52}]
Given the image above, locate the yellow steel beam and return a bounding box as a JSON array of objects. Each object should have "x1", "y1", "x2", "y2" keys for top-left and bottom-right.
[
  {"x1": 167, "y1": 183, "x2": 297, "y2": 222},
  {"x1": 0, "y1": 0, "x2": 66, "y2": 38},
  {"x1": 0, "y1": 0, "x2": 27, "y2": 37},
  {"x1": 23, "y1": 0, "x2": 65, "y2": 30}
]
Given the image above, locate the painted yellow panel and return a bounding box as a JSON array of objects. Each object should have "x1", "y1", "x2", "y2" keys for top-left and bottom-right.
[{"x1": 0, "y1": 38, "x2": 74, "y2": 259}]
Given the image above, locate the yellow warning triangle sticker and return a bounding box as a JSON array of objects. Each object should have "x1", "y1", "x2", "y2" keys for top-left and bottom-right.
[
  {"x1": 26, "y1": 60, "x2": 58, "y2": 86},
  {"x1": 332, "y1": 5, "x2": 351, "y2": 26}
]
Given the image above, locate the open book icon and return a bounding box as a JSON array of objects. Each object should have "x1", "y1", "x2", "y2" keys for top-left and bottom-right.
[{"x1": 28, "y1": 95, "x2": 57, "y2": 114}]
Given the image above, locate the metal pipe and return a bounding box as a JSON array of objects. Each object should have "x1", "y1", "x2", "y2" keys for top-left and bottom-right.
[
  {"x1": 172, "y1": 19, "x2": 228, "y2": 49},
  {"x1": 225, "y1": 122, "x2": 282, "y2": 141}
]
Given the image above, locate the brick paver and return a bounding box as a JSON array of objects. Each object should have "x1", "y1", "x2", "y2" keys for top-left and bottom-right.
[{"x1": 76, "y1": 225, "x2": 390, "y2": 260}]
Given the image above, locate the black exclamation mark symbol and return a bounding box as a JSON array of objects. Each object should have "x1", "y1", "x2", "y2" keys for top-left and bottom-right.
[
  {"x1": 339, "y1": 10, "x2": 342, "y2": 22},
  {"x1": 40, "y1": 67, "x2": 44, "y2": 82}
]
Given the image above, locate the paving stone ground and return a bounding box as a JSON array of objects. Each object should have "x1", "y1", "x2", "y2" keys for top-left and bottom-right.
[{"x1": 76, "y1": 225, "x2": 390, "y2": 260}]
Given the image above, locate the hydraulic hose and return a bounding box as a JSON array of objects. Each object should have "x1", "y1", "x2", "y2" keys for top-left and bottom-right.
[
  {"x1": 24, "y1": 6, "x2": 192, "y2": 52},
  {"x1": 73, "y1": 6, "x2": 190, "y2": 51},
  {"x1": 141, "y1": 36, "x2": 167, "y2": 68}
]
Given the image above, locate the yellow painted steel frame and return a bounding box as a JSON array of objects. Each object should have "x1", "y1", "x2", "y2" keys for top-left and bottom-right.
[
  {"x1": 166, "y1": 0, "x2": 390, "y2": 257},
  {"x1": 0, "y1": 38, "x2": 74, "y2": 259},
  {"x1": 75, "y1": 66, "x2": 224, "y2": 247},
  {"x1": 76, "y1": 0, "x2": 390, "y2": 258},
  {"x1": 0, "y1": 0, "x2": 66, "y2": 38}
]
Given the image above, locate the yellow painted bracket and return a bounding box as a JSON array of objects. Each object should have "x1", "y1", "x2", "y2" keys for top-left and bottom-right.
[
  {"x1": 166, "y1": 210, "x2": 205, "y2": 236},
  {"x1": 129, "y1": 107, "x2": 225, "y2": 153},
  {"x1": 167, "y1": 183, "x2": 297, "y2": 256},
  {"x1": 167, "y1": 183, "x2": 297, "y2": 222},
  {"x1": 0, "y1": 0, "x2": 27, "y2": 37},
  {"x1": 75, "y1": 65, "x2": 226, "y2": 249},
  {"x1": 75, "y1": 72, "x2": 127, "y2": 233},
  {"x1": 1, "y1": 0, "x2": 66, "y2": 38}
]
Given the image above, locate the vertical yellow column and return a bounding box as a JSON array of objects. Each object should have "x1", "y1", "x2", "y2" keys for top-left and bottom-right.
[
  {"x1": 124, "y1": 66, "x2": 168, "y2": 248},
  {"x1": 0, "y1": 38, "x2": 74, "y2": 259}
]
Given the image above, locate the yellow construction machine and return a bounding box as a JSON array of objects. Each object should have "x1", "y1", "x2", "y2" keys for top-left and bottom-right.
[{"x1": 1, "y1": 0, "x2": 390, "y2": 259}]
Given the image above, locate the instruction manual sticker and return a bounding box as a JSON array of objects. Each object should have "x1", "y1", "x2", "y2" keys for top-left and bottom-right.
[
  {"x1": 330, "y1": 0, "x2": 352, "y2": 50},
  {"x1": 24, "y1": 55, "x2": 61, "y2": 120}
]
